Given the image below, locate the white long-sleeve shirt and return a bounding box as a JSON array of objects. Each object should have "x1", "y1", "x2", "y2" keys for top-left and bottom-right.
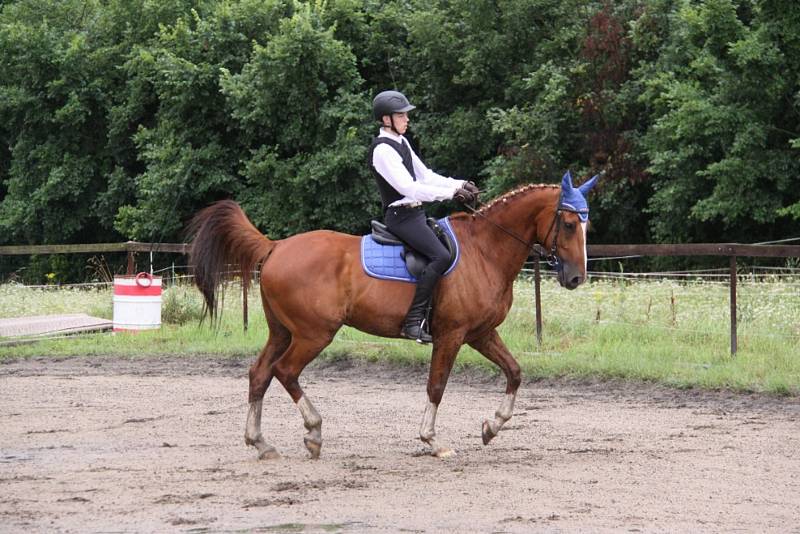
[{"x1": 371, "y1": 129, "x2": 464, "y2": 206}]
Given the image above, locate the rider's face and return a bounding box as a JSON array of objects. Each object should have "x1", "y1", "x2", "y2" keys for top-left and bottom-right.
[{"x1": 383, "y1": 112, "x2": 409, "y2": 134}]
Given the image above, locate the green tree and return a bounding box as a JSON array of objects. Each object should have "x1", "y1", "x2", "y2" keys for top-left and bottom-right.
[
  {"x1": 475, "y1": 1, "x2": 652, "y2": 243},
  {"x1": 636, "y1": 0, "x2": 800, "y2": 242},
  {"x1": 0, "y1": 0, "x2": 198, "y2": 245},
  {"x1": 4, "y1": 0, "x2": 800, "y2": 282},
  {"x1": 400, "y1": 0, "x2": 592, "y2": 185},
  {"x1": 222, "y1": 5, "x2": 374, "y2": 236},
  {"x1": 112, "y1": 0, "x2": 295, "y2": 241}
]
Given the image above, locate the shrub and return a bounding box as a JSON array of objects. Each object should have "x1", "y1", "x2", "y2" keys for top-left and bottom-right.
[{"x1": 161, "y1": 284, "x2": 204, "y2": 325}]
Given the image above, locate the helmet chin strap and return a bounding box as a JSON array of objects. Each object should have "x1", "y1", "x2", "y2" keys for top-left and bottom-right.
[{"x1": 386, "y1": 115, "x2": 401, "y2": 136}]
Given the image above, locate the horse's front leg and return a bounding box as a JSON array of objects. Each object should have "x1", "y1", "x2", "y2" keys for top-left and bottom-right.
[
  {"x1": 468, "y1": 329, "x2": 521, "y2": 445},
  {"x1": 420, "y1": 334, "x2": 463, "y2": 458}
]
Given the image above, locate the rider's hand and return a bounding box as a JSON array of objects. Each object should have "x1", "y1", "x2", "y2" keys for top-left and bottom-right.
[
  {"x1": 453, "y1": 187, "x2": 475, "y2": 205},
  {"x1": 463, "y1": 181, "x2": 480, "y2": 202}
]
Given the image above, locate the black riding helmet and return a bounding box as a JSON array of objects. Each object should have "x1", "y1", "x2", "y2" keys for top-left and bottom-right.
[{"x1": 372, "y1": 90, "x2": 416, "y2": 121}]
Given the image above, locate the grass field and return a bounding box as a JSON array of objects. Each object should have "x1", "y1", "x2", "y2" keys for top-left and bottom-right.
[{"x1": 1, "y1": 275, "x2": 798, "y2": 394}]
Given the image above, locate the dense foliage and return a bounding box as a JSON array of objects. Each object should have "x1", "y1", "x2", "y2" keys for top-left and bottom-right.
[{"x1": 1, "y1": 0, "x2": 799, "y2": 280}]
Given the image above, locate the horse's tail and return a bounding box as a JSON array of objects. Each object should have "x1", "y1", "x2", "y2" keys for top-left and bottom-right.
[{"x1": 187, "y1": 200, "x2": 276, "y2": 321}]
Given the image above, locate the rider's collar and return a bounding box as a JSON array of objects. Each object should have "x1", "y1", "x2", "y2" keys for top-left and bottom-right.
[{"x1": 378, "y1": 128, "x2": 408, "y2": 143}]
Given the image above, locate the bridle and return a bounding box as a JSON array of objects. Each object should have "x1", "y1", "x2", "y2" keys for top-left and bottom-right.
[
  {"x1": 534, "y1": 203, "x2": 565, "y2": 271},
  {"x1": 464, "y1": 194, "x2": 566, "y2": 271},
  {"x1": 463, "y1": 171, "x2": 600, "y2": 273}
]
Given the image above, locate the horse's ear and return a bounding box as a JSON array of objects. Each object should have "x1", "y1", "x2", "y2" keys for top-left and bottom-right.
[
  {"x1": 561, "y1": 170, "x2": 574, "y2": 191},
  {"x1": 578, "y1": 173, "x2": 600, "y2": 195}
]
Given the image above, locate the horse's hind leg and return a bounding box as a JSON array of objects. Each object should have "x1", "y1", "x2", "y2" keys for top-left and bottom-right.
[
  {"x1": 245, "y1": 320, "x2": 291, "y2": 460},
  {"x1": 468, "y1": 329, "x2": 521, "y2": 445},
  {"x1": 272, "y1": 335, "x2": 334, "y2": 459}
]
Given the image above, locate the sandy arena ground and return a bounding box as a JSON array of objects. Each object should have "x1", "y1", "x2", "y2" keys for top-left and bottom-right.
[{"x1": 1, "y1": 355, "x2": 800, "y2": 533}]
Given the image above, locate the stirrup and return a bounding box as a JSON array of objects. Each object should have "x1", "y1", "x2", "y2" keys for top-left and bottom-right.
[{"x1": 401, "y1": 319, "x2": 432, "y2": 344}]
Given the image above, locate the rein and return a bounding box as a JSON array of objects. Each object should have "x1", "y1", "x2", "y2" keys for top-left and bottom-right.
[{"x1": 464, "y1": 198, "x2": 564, "y2": 271}]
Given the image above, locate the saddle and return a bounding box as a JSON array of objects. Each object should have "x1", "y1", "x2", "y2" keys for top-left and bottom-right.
[{"x1": 362, "y1": 217, "x2": 459, "y2": 281}]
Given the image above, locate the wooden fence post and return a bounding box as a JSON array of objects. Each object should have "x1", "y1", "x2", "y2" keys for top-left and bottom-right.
[
  {"x1": 534, "y1": 260, "x2": 542, "y2": 345},
  {"x1": 730, "y1": 255, "x2": 737, "y2": 356},
  {"x1": 242, "y1": 276, "x2": 249, "y2": 333}
]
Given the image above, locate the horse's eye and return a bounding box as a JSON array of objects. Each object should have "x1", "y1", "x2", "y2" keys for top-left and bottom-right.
[{"x1": 564, "y1": 222, "x2": 576, "y2": 231}]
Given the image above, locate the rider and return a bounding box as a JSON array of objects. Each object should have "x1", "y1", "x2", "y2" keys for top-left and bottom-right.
[{"x1": 368, "y1": 90, "x2": 479, "y2": 343}]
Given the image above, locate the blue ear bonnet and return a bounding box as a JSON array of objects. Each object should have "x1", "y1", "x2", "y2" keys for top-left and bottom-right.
[{"x1": 559, "y1": 170, "x2": 599, "y2": 222}]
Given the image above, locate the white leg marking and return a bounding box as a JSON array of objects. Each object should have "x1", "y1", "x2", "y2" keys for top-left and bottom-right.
[
  {"x1": 245, "y1": 400, "x2": 280, "y2": 459},
  {"x1": 419, "y1": 401, "x2": 454, "y2": 458},
  {"x1": 420, "y1": 401, "x2": 438, "y2": 442},
  {"x1": 245, "y1": 399, "x2": 263, "y2": 442},
  {"x1": 497, "y1": 392, "x2": 516, "y2": 422},
  {"x1": 297, "y1": 395, "x2": 322, "y2": 459},
  {"x1": 482, "y1": 392, "x2": 516, "y2": 445},
  {"x1": 298, "y1": 395, "x2": 322, "y2": 429}
]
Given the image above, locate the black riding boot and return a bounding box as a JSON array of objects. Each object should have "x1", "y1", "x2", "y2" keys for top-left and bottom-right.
[{"x1": 401, "y1": 268, "x2": 439, "y2": 344}]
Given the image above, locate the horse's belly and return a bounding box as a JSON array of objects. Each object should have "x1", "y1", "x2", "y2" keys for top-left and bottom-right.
[
  {"x1": 343, "y1": 318, "x2": 401, "y2": 339},
  {"x1": 344, "y1": 278, "x2": 414, "y2": 338}
]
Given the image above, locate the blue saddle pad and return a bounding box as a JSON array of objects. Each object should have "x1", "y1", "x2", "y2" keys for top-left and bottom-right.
[{"x1": 361, "y1": 217, "x2": 460, "y2": 283}]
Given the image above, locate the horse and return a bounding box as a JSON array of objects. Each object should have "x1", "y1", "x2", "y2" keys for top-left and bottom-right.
[{"x1": 188, "y1": 171, "x2": 598, "y2": 459}]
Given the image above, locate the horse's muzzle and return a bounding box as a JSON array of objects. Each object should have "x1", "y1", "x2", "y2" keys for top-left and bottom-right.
[{"x1": 558, "y1": 263, "x2": 585, "y2": 290}]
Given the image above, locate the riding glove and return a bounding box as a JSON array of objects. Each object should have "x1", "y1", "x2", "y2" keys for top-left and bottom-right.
[
  {"x1": 453, "y1": 187, "x2": 475, "y2": 204},
  {"x1": 464, "y1": 181, "x2": 480, "y2": 202}
]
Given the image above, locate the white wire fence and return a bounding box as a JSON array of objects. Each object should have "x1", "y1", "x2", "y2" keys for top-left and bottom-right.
[{"x1": 3, "y1": 261, "x2": 799, "y2": 349}]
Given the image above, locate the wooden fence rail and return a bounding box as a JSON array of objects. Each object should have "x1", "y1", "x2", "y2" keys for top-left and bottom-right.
[{"x1": 3, "y1": 241, "x2": 800, "y2": 354}]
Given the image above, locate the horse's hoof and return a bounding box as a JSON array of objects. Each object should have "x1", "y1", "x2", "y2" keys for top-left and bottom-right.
[
  {"x1": 482, "y1": 420, "x2": 497, "y2": 445},
  {"x1": 248, "y1": 435, "x2": 281, "y2": 460},
  {"x1": 304, "y1": 437, "x2": 322, "y2": 460},
  {"x1": 433, "y1": 447, "x2": 456, "y2": 458},
  {"x1": 258, "y1": 447, "x2": 281, "y2": 461}
]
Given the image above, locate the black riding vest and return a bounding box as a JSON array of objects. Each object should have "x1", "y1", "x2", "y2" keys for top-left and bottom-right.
[{"x1": 368, "y1": 136, "x2": 416, "y2": 211}]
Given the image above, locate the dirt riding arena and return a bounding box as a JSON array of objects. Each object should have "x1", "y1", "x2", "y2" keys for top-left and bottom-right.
[{"x1": 2, "y1": 355, "x2": 799, "y2": 533}]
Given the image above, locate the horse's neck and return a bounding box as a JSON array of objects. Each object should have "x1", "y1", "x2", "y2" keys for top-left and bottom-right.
[{"x1": 469, "y1": 186, "x2": 558, "y2": 283}]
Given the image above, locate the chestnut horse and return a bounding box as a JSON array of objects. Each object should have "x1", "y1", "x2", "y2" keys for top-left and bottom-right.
[{"x1": 189, "y1": 172, "x2": 598, "y2": 459}]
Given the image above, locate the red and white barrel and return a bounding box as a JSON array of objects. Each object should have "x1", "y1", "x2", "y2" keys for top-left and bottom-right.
[{"x1": 113, "y1": 273, "x2": 162, "y2": 332}]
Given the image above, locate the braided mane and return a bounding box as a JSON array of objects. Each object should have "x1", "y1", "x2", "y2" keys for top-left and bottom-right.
[{"x1": 476, "y1": 183, "x2": 559, "y2": 215}]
